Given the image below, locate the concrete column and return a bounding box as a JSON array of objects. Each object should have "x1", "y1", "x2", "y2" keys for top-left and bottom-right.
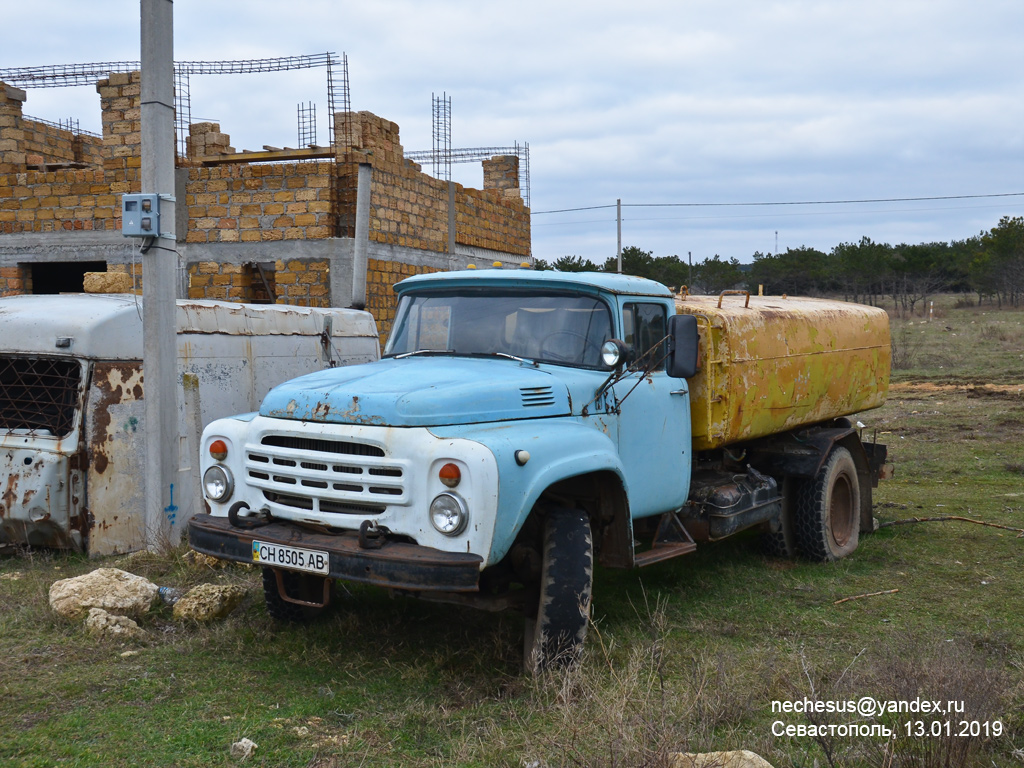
[
  {"x1": 447, "y1": 181, "x2": 456, "y2": 268},
  {"x1": 351, "y1": 162, "x2": 371, "y2": 309},
  {"x1": 141, "y1": 0, "x2": 180, "y2": 549}
]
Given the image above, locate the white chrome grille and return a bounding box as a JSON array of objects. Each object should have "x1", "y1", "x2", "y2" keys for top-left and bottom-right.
[{"x1": 246, "y1": 435, "x2": 407, "y2": 516}]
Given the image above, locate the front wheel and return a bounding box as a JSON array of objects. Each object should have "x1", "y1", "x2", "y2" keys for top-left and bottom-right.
[
  {"x1": 524, "y1": 508, "x2": 594, "y2": 674},
  {"x1": 794, "y1": 446, "x2": 861, "y2": 561}
]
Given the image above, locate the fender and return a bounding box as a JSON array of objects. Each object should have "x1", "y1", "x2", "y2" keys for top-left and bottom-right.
[{"x1": 430, "y1": 417, "x2": 627, "y2": 564}]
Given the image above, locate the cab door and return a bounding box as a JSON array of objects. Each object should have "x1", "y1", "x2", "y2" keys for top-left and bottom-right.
[{"x1": 611, "y1": 302, "x2": 692, "y2": 518}]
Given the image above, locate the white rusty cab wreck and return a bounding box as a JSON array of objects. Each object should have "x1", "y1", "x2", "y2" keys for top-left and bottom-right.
[{"x1": 0, "y1": 294, "x2": 378, "y2": 555}]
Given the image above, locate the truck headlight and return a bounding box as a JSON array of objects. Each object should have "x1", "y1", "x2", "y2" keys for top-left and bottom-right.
[
  {"x1": 429, "y1": 492, "x2": 468, "y2": 536},
  {"x1": 203, "y1": 466, "x2": 234, "y2": 502}
]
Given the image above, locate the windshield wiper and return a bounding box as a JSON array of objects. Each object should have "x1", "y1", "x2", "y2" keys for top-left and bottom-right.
[
  {"x1": 464, "y1": 351, "x2": 538, "y2": 366},
  {"x1": 391, "y1": 349, "x2": 454, "y2": 359}
]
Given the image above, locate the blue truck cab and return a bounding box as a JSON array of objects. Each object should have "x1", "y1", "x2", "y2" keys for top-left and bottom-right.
[{"x1": 189, "y1": 269, "x2": 888, "y2": 670}]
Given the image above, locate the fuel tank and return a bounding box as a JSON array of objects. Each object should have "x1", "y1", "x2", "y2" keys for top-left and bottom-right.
[{"x1": 675, "y1": 293, "x2": 890, "y2": 451}]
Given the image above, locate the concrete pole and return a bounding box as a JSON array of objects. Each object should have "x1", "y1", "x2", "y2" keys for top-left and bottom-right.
[
  {"x1": 141, "y1": 0, "x2": 180, "y2": 549},
  {"x1": 351, "y1": 162, "x2": 372, "y2": 309},
  {"x1": 616, "y1": 198, "x2": 622, "y2": 273}
]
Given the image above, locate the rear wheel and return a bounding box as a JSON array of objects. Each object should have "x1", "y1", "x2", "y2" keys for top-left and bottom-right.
[
  {"x1": 261, "y1": 567, "x2": 330, "y2": 623},
  {"x1": 794, "y1": 446, "x2": 860, "y2": 561},
  {"x1": 524, "y1": 508, "x2": 593, "y2": 674}
]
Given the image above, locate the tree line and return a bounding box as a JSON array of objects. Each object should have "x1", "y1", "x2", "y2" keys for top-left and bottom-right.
[{"x1": 534, "y1": 215, "x2": 1024, "y2": 311}]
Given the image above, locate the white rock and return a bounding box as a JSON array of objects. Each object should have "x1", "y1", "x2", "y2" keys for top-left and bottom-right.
[
  {"x1": 173, "y1": 583, "x2": 246, "y2": 622},
  {"x1": 671, "y1": 751, "x2": 775, "y2": 768},
  {"x1": 49, "y1": 568, "x2": 159, "y2": 620},
  {"x1": 84, "y1": 608, "x2": 147, "y2": 640},
  {"x1": 230, "y1": 738, "x2": 257, "y2": 760}
]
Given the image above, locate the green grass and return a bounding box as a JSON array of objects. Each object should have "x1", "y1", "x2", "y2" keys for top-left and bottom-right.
[
  {"x1": 2, "y1": 300, "x2": 1023, "y2": 767},
  {"x1": 889, "y1": 295, "x2": 1024, "y2": 383}
]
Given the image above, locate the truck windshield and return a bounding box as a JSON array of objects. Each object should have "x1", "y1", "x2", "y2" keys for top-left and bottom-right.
[{"x1": 385, "y1": 291, "x2": 614, "y2": 369}]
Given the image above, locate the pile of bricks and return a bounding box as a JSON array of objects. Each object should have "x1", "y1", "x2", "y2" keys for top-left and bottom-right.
[{"x1": 186, "y1": 122, "x2": 235, "y2": 158}]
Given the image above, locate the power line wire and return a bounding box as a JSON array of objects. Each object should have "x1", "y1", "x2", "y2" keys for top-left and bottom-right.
[{"x1": 530, "y1": 191, "x2": 1024, "y2": 216}]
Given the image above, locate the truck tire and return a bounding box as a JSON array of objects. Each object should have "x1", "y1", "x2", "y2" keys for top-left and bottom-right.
[
  {"x1": 261, "y1": 567, "x2": 329, "y2": 623},
  {"x1": 524, "y1": 508, "x2": 593, "y2": 674},
  {"x1": 794, "y1": 446, "x2": 860, "y2": 561}
]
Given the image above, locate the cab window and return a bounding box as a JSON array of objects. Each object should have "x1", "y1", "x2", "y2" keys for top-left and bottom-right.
[{"x1": 622, "y1": 303, "x2": 667, "y2": 370}]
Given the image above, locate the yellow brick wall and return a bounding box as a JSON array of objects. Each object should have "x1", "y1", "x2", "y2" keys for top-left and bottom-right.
[
  {"x1": 187, "y1": 259, "x2": 330, "y2": 307},
  {"x1": 0, "y1": 107, "x2": 104, "y2": 171},
  {"x1": 366, "y1": 257, "x2": 442, "y2": 345},
  {"x1": 97, "y1": 72, "x2": 141, "y2": 173},
  {"x1": 335, "y1": 126, "x2": 530, "y2": 257},
  {"x1": 185, "y1": 162, "x2": 336, "y2": 244},
  {"x1": 0, "y1": 168, "x2": 130, "y2": 234},
  {"x1": 0, "y1": 265, "x2": 28, "y2": 296}
]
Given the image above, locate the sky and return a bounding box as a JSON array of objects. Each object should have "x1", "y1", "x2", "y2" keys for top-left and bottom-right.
[{"x1": 3, "y1": 0, "x2": 1023, "y2": 265}]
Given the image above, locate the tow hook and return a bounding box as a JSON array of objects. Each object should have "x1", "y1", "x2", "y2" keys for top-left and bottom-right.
[
  {"x1": 358, "y1": 519, "x2": 388, "y2": 549},
  {"x1": 228, "y1": 501, "x2": 272, "y2": 530}
]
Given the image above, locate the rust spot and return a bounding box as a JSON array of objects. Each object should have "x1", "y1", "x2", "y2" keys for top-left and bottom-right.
[
  {"x1": 88, "y1": 362, "x2": 143, "y2": 475},
  {"x1": 3, "y1": 473, "x2": 18, "y2": 514}
]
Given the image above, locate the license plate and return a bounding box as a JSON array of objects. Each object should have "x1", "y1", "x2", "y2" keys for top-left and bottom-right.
[{"x1": 252, "y1": 540, "x2": 329, "y2": 575}]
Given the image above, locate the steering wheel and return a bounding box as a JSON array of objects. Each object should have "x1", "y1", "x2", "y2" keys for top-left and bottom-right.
[{"x1": 538, "y1": 330, "x2": 599, "y2": 363}]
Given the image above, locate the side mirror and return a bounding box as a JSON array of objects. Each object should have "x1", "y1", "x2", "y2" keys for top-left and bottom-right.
[{"x1": 667, "y1": 314, "x2": 700, "y2": 379}]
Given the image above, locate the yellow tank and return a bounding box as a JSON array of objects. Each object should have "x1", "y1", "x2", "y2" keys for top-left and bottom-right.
[{"x1": 675, "y1": 292, "x2": 890, "y2": 451}]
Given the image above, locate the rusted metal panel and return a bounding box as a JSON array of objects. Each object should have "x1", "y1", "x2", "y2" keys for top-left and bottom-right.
[
  {"x1": 676, "y1": 295, "x2": 891, "y2": 450},
  {"x1": 84, "y1": 362, "x2": 146, "y2": 556}
]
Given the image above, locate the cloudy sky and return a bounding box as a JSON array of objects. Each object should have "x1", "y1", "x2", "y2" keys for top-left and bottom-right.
[{"x1": 4, "y1": 1, "x2": 1023, "y2": 265}]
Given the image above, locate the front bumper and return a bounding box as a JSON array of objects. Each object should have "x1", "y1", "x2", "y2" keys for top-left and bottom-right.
[{"x1": 188, "y1": 514, "x2": 482, "y2": 593}]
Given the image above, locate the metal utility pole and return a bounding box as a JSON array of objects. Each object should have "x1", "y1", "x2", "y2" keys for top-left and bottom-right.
[
  {"x1": 616, "y1": 198, "x2": 622, "y2": 273},
  {"x1": 141, "y1": 0, "x2": 179, "y2": 549}
]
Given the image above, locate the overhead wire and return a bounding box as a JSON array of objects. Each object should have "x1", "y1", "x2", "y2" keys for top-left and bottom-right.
[{"x1": 530, "y1": 191, "x2": 1024, "y2": 216}]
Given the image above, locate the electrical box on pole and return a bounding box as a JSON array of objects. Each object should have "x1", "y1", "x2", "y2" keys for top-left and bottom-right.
[{"x1": 121, "y1": 193, "x2": 170, "y2": 237}]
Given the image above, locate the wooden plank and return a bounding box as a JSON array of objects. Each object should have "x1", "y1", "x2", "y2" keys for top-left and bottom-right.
[{"x1": 195, "y1": 147, "x2": 334, "y2": 166}]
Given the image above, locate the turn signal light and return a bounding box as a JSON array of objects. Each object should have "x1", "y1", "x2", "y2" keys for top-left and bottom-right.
[
  {"x1": 209, "y1": 439, "x2": 228, "y2": 461},
  {"x1": 438, "y1": 462, "x2": 461, "y2": 488}
]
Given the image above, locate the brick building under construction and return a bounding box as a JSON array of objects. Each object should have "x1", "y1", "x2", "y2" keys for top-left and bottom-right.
[{"x1": 0, "y1": 69, "x2": 531, "y2": 341}]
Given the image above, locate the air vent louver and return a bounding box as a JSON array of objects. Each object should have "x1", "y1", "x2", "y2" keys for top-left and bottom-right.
[{"x1": 520, "y1": 386, "x2": 555, "y2": 407}]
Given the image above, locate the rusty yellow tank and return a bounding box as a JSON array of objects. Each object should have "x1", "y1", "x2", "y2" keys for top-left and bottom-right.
[{"x1": 675, "y1": 292, "x2": 890, "y2": 451}]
